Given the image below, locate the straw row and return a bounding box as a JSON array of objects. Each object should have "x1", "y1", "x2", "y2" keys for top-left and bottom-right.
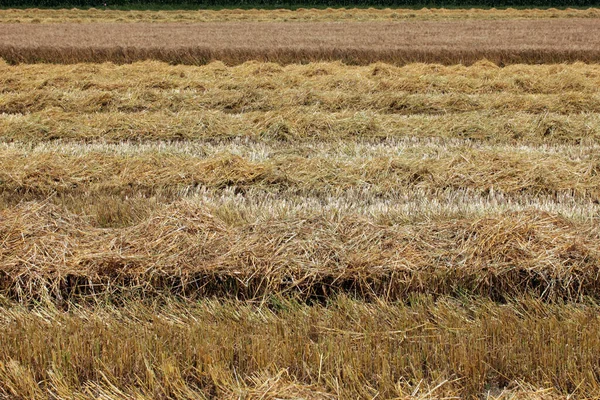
[{"x1": 1, "y1": 200, "x2": 599, "y2": 302}]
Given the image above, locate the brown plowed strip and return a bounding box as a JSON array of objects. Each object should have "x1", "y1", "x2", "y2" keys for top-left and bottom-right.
[{"x1": 1, "y1": 19, "x2": 600, "y2": 65}]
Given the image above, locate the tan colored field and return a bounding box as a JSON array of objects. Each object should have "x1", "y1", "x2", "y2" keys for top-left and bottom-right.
[
  {"x1": 2, "y1": 10, "x2": 600, "y2": 396},
  {"x1": 1, "y1": 61, "x2": 600, "y2": 303},
  {"x1": 2, "y1": 296, "x2": 600, "y2": 399},
  {"x1": 2, "y1": 19, "x2": 600, "y2": 65},
  {"x1": 2, "y1": 7, "x2": 599, "y2": 23}
]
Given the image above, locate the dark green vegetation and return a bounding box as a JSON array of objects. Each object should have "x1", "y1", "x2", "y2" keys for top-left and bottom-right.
[{"x1": 2, "y1": 0, "x2": 599, "y2": 10}]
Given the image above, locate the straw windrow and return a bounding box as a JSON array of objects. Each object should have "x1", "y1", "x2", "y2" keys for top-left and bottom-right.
[
  {"x1": 2, "y1": 26, "x2": 600, "y2": 396},
  {"x1": 1, "y1": 61, "x2": 600, "y2": 303}
]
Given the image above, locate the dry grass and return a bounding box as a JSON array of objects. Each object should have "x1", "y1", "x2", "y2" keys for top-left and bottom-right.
[
  {"x1": 0, "y1": 62, "x2": 600, "y2": 123},
  {"x1": 0, "y1": 141, "x2": 599, "y2": 203},
  {"x1": 2, "y1": 19, "x2": 600, "y2": 65},
  {"x1": 3, "y1": 61, "x2": 600, "y2": 117},
  {"x1": 1, "y1": 60, "x2": 600, "y2": 302},
  {"x1": 5, "y1": 60, "x2": 600, "y2": 95},
  {"x1": 4, "y1": 61, "x2": 600, "y2": 148},
  {"x1": 1, "y1": 296, "x2": 600, "y2": 398},
  {"x1": 1, "y1": 199, "x2": 599, "y2": 302},
  {"x1": 3, "y1": 109, "x2": 600, "y2": 145},
  {"x1": 2, "y1": 58, "x2": 600, "y2": 398},
  {"x1": 2, "y1": 7, "x2": 600, "y2": 24}
]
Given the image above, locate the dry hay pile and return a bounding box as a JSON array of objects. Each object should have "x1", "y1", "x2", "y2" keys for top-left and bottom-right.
[
  {"x1": 1, "y1": 60, "x2": 600, "y2": 304},
  {"x1": 1, "y1": 24, "x2": 600, "y2": 396},
  {"x1": 1, "y1": 201, "x2": 598, "y2": 302}
]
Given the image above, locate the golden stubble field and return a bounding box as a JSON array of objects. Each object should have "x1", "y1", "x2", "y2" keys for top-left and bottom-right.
[{"x1": 1, "y1": 8, "x2": 600, "y2": 400}]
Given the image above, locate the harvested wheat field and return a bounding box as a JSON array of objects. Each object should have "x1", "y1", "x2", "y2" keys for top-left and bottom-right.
[{"x1": 1, "y1": 7, "x2": 600, "y2": 399}]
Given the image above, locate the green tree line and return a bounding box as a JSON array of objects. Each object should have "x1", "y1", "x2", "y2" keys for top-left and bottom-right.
[{"x1": 1, "y1": 0, "x2": 598, "y2": 8}]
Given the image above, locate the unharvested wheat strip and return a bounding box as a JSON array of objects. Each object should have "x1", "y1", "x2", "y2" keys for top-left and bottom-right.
[
  {"x1": 2, "y1": 110, "x2": 600, "y2": 145},
  {"x1": 0, "y1": 296, "x2": 598, "y2": 398},
  {"x1": 2, "y1": 20, "x2": 600, "y2": 65},
  {"x1": 0, "y1": 144, "x2": 599, "y2": 201},
  {"x1": 2, "y1": 7, "x2": 600, "y2": 24},
  {"x1": 1, "y1": 201, "x2": 599, "y2": 301}
]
